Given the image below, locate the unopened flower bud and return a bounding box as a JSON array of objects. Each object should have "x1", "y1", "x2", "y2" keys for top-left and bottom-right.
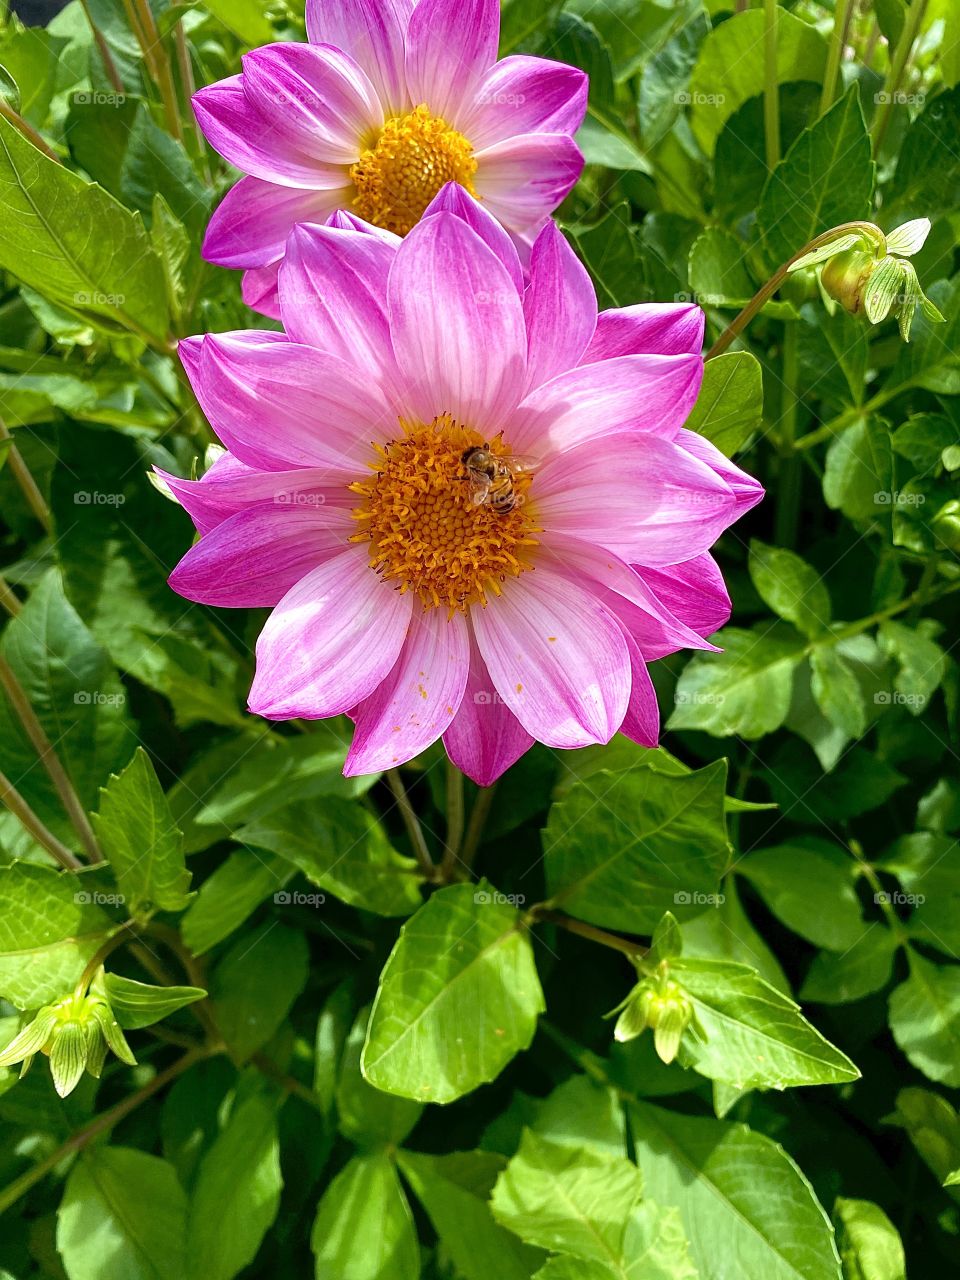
[
  {"x1": 609, "y1": 973, "x2": 694, "y2": 1063},
  {"x1": 820, "y1": 248, "x2": 877, "y2": 316},
  {"x1": 0, "y1": 988, "x2": 136, "y2": 1098}
]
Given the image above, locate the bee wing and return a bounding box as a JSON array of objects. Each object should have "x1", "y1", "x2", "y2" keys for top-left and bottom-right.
[
  {"x1": 467, "y1": 471, "x2": 492, "y2": 505},
  {"x1": 504, "y1": 452, "x2": 540, "y2": 475}
]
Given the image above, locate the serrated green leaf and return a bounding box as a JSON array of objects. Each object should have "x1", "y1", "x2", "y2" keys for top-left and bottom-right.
[
  {"x1": 669, "y1": 628, "x2": 806, "y2": 738},
  {"x1": 684, "y1": 351, "x2": 763, "y2": 457},
  {"x1": 749, "y1": 540, "x2": 831, "y2": 637},
  {"x1": 312, "y1": 1152, "x2": 418, "y2": 1280}
]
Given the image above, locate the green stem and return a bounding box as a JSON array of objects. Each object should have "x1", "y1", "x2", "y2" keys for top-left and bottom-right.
[
  {"x1": 0, "y1": 767, "x2": 82, "y2": 870},
  {"x1": 871, "y1": 0, "x2": 930, "y2": 151},
  {"x1": 763, "y1": 0, "x2": 780, "y2": 170},
  {"x1": 0, "y1": 416, "x2": 52, "y2": 533},
  {"x1": 385, "y1": 769, "x2": 436, "y2": 880},
  {"x1": 0, "y1": 1047, "x2": 209, "y2": 1217},
  {"x1": 74, "y1": 924, "x2": 139, "y2": 999},
  {"x1": 458, "y1": 781, "x2": 498, "y2": 875},
  {"x1": 848, "y1": 840, "x2": 909, "y2": 945},
  {"x1": 774, "y1": 321, "x2": 801, "y2": 548},
  {"x1": 0, "y1": 572, "x2": 21, "y2": 617},
  {"x1": 79, "y1": 0, "x2": 124, "y2": 94},
  {"x1": 792, "y1": 382, "x2": 908, "y2": 452},
  {"x1": 803, "y1": 580, "x2": 960, "y2": 658},
  {"x1": 529, "y1": 908, "x2": 649, "y2": 960},
  {"x1": 820, "y1": 0, "x2": 854, "y2": 114},
  {"x1": 0, "y1": 99, "x2": 60, "y2": 163},
  {"x1": 705, "y1": 221, "x2": 882, "y2": 359},
  {"x1": 440, "y1": 759, "x2": 465, "y2": 881}
]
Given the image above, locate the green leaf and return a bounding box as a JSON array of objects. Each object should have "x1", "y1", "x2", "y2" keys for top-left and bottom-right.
[
  {"x1": 93, "y1": 748, "x2": 192, "y2": 919},
  {"x1": 532, "y1": 1205, "x2": 697, "y2": 1280},
  {"x1": 668, "y1": 956, "x2": 860, "y2": 1089},
  {"x1": 888, "y1": 85, "x2": 960, "y2": 217},
  {"x1": 567, "y1": 204, "x2": 641, "y2": 309},
  {"x1": 810, "y1": 648, "x2": 868, "y2": 740},
  {"x1": 530, "y1": 1074, "x2": 627, "y2": 1158},
  {"x1": 834, "y1": 1197, "x2": 906, "y2": 1280},
  {"x1": 237, "y1": 796, "x2": 424, "y2": 917},
  {"x1": 882, "y1": 833, "x2": 960, "y2": 957},
  {"x1": 0, "y1": 571, "x2": 136, "y2": 843},
  {"x1": 684, "y1": 351, "x2": 764, "y2": 457},
  {"x1": 756, "y1": 85, "x2": 875, "y2": 270},
  {"x1": 362, "y1": 882, "x2": 544, "y2": 1103},
  {"x1": 688, "y1": 9, "x2": 827, "y2": 156},
  {"x1": 630, "y1": 1103, "x2": 842, "y2": 1280},
  {"x1": 0, "y1": 863, "x2": 112, "y2": 1009},
  {"x1": 688, "y1": 227, "x2": 756, "y2": 308},
  {"x1": 337, "y1": 1006, "x2": 423, "y2": 1149},
  {"x1": 681, "y1": 877, "x2": 790, "y2": 994},
  {"x1": 186, "y1": 1092, "x2": 282, "y2": 1280},
  {"x1": 311, "y1": 1152, "x2": 418, "y2": 1280},
  {"x1": 102, "y1": 974, "x2": 206, "y2": 1030},
  {"x1": 491, "y1": 1130, "x2": 644, "y2": 1264},
  {"x1": 209, "y1": 923, "x2": 309, "y2": 1063},
  {"x1": 543, "y1": 762, "x2": 729, "y2": 933},
  {"x1": 822, "y1": 419, "x2": 894, "y2": 523},
  {"x1": 669, "y1": 627, "x2": 806, "y2": 738},
  {"x1": 57, "y1": 1147, "x2": 187, "y2": 1280},
  {"x1": 0, "y1": 114, "x2": 169, "y2": 341},
  {"x1": 736, "y1": 841, "x2": 863, "y2": 950},
  {"x1": 181, "y1": 848, "x2": 293, "y2": 956},
  {"x1": 877, "y1": 620, "x2": 947, "y2": 713},
  {"x1": 887, "y1": 1087, "x2": 960, "y2": 1192},
  {"x1": 891, "y1": 413, "x2": 957, "y2": 469},
  {"x1": 399, "y1": 1150, "x2": 539, "y2": 1280},
  {"x1": 888, "y1": 950, "x2": 960, "y2": 1087},
  {"x1": 749, "y1": 540, "x2": 831, "y2": 637}
]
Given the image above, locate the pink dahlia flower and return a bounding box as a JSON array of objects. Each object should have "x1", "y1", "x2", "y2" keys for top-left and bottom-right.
[
  {"x1": 163, "y1": 188, "x2": 762, "y2": 785},
  {"x1": 194, "y1": 0, "x2": 587, "y2": 315}
]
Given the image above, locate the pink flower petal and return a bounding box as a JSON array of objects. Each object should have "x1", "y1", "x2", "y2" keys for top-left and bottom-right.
[
  {"x1": 203, "y1": 177, "x2": 346, "y2": 269},
  {"x1": 279, "y1": 223, "x2": 397, "y2": 382},
  {"x1": 523, "y1": 220, "x2": 596, "y2": 393},
  {"x1": 423, "y1": 182, "x2": 523, "y2": 296},
  {"x1": 168, "y1": 505, "x2": 347, "y2": 607},
  {"x1": 242, "y1": 263, "x2": 282, "y2": 318},
  {"x1": 508, "y1": 353, "x2": 702, "y2": 455},
  {"x1": 345, "y1": 608, "x2": 469, "y2": 774},
  {"x1": 618, "y1": 629, "x2": 660, "y2": 747},
  {"x1": 183, "y1": 333, "x2": 396, "y2": 474},
  {"x1": 678, "y1": 429, "x2": 765, "y2": 515},
  {"x1": 474, "y1": 133, "x2": 583, "y2": 234},
  {"x1": 581, "y1": 303, "x2": 705, "y2": 362},
  {"x1": 405, "y1": 0, "x2": 499, "y2": 123},
  {"x1": 305, "y1": 0, "x2": 413, "y2": 114},
  {"x1": 157, "y1": 460, "x2": 352, "y2": 535},
  {"x1": 250, "y1": 546, "x2": 412, "y2": 720},
  {"x1": 443, "y1": 631, "x2": 534, "y2": 785},
  {"x1": 462, "y1": 55, "x2": 588, "y2": 149},
  {"x1": 241, "y1": 43, "x2": 382, "y2": 164},
  {"x1": 635, "y1": 554, "x2": 732, "y2": 643},
  {"x1": 387, "y1": 211, "x2": 527, "y2": 432},
  {"x1": 534, "y1": 432, "x2": 738, "y2": 567},
  {"x1": 472, "y1": 564, "x2": 630, "y2": 748},
  {"x1": 193, "y1": 75, "x2": 347, "y2": 188}
]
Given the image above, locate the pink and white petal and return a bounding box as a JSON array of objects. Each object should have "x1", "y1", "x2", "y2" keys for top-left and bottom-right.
[
  {"x1": 508, "y1": 353, "x2": 702, "y2": 456},
  {"x1": 618, "y1": 629, "x2": 660, "y2": 747},
  {"x1": 537, "y1": 534, "x2": 718, "y2": 661},
  {"x1": 635, "y1": 553, "x2": 731, "y2": 642},
  {"x1": 523, "y1": 220, "x2": 596, "y2": 394},
  {"x1": 678, "y1": 429, "x2": 765, "y2": 515},
  {"x1": 388, "y1": 211, "x2": 527, "y2": 430},
  {"x1": 472, "y1": 564, "x2": 630, "y2": 749},
  {"x1": 461, "y1": 55, "x2": 588, "y2": 149},
  {"x1": 345, "y1": 608, "x2": 469, "y2": 774},
  {"x1": 242, "y1": 264, "x2": 282, "y2": 319},
  {"x1": 157, "y1": 462, "x2": 353, "y2": 536},
  {"x1": 305, "y1": 0, "x2": 413, "y2": 114},
  {"x1": 249, "y1": 546, "x2": 412, "y2": 720},
  {"x1": 442, "y1": 631, "x2": 534, "y2": 785},
  {"x1": 203, "y1": 177, "x2": 347, "y2": 269},
  {"x1": 405, "y1": 0, "x2": 499, "y2": 123},
  {"x1": 279, "y1": 224, "x2": 398, "y2": 382},
  {"x1": 241, "y1": 43, "x2": 381, "y2": 164},
  {"x1": 326, "y1": 208, "x2": 403, "y2": 245},
  {"x1": 534, "y1": 432, "x2": 738, "y2": 567},
  {"x1": 193, "y1": 76, "x2": 344, "y2": 187},
  {"x1": 423, "y1": 182, "x2": 523, "y2": 295},
  {"x1": 581, "y1": 303, "x2": 705, "y2": 363},
  {"x1": 168, "y1": 505, "x2": 346, "y2": 608},
  {"x1": 474, "y1": 133, "x2": 583, "y2": 234},
  {"x1": 185, "y1": 333, "x2": 394, "y2": 473}
]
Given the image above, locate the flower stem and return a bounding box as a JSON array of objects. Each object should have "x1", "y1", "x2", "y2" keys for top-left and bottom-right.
[
  {"x1": 774, "y1": 321, "x2": 801, "y2": 548},
  {"x1": 0, "y1": 573, "x2": 21, "y2": 618},
  {"x1": 705, "y1": 221, "x2": 882, "y2": 360},
  {"x1": 0, "y1": 655, "x2": 103, "y2": 864},
  {"x1": 820, "y1": 0, "x2": 854, "y2": 114},
  {"x1": 0, "y1": 417, "x2": 52, "y2": 533},
  {"x1": 79, "y1": 0, "x2": 125, "y2": 95},
  {"x1": 530, "y1": 908, "x2": 649, "y2": 959},
  {"x1": 0, "y1": 99, "x2": 61, "y2": 164},
  {"x1": 440, "y1": 758, "x2": 465, "y2": 881},
  {"x1": 385, "y1": 769, "x2": 436, "y2": 880},
  {"x1": 0, "y1": 1046, "x2": 209, "y2": 1217},
  {"x1": 871, "y1": 0, "x2": 929, "y2": 151},
  {"x1": 458, "y1": 780, "x2": 498, "y2": 875},
  {"x1": 763, "y1": 0, "x2": 780, "y2": 171},
  {"x1": 0, "y1": 767, "x2": 82, "y2": 870}
]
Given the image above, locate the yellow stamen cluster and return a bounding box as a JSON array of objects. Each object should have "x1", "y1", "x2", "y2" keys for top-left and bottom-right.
[
  {"x1": 350, "y1": 104, "x2": 478, "y2": 236},
  {"x1": 350, "y1": 414, "x2": 537, "y2": 612}
]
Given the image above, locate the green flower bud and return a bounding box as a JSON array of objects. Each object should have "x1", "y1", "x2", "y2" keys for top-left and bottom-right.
[
  {"x1": 0, "y1": 988, "x2": 136, "y2": 1098},
  {"x1": 819, "y1": 248, "x2": 878, "y2": 316},
  {"x1": 608, "y1": 972, "x2": 694, "y2": 1064}
]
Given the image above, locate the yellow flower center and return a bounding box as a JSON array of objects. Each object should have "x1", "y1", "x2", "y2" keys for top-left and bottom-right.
[
  {"x1": 350, "y1": 104, "x2": 478, "y2": 236},
  {"x1": 349, "y1": 414, "x2": 538, "y2": 611}
]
